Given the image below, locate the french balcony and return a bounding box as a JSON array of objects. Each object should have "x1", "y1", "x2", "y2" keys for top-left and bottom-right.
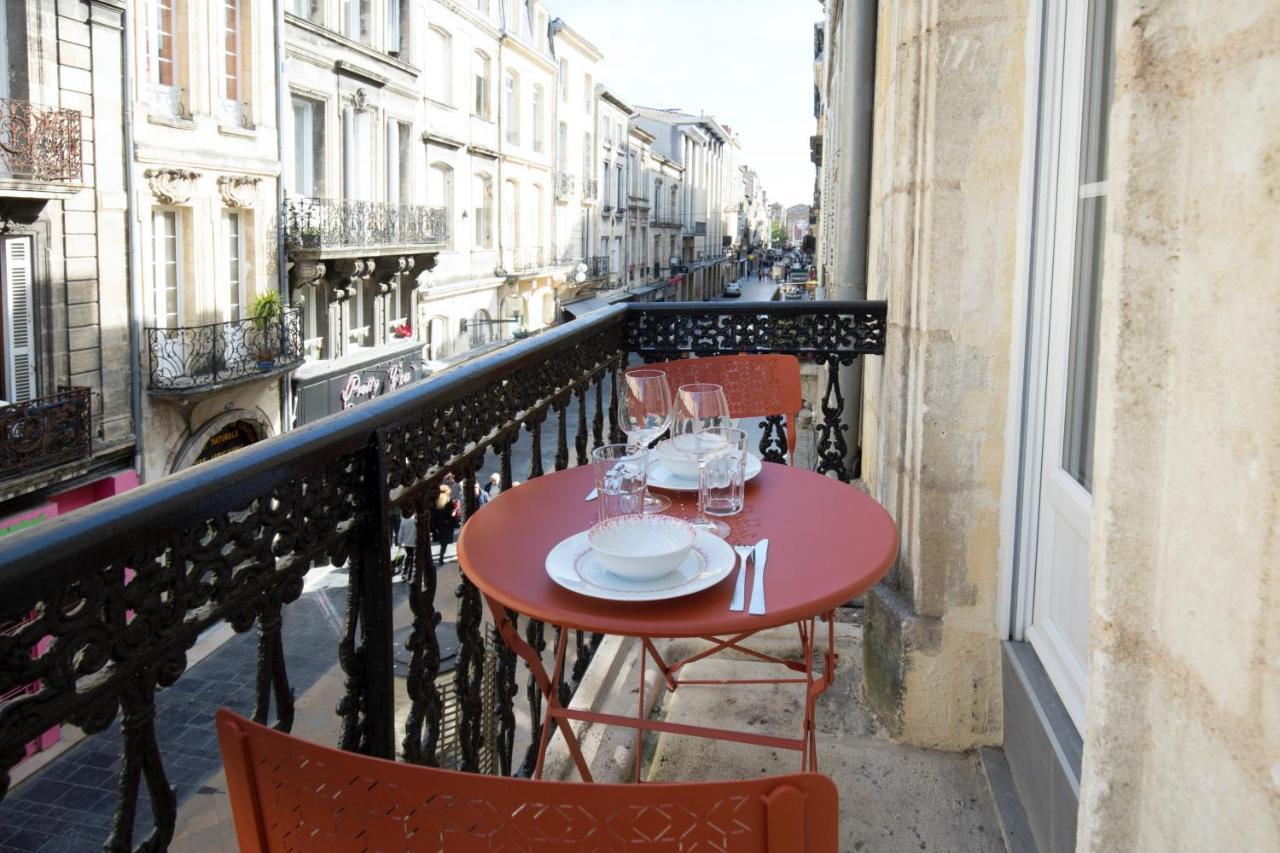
[
  {"x1": 146, "y1": 310, "x2": 306, "y2": 395},
  {"x1": 0, "y1": 387, "x2": 91, "y2": 484},
  {"x1": 583, "y1": 177, "x2": 599, "y2": 201},
  {"x1": 282, "y1": 197, "x2": 449, "y2": 259},
  {"x1": 0, "y1": 97, "x2": 83, "y2": 199},
  {"x1": 554, "y1": 171, "x2": 576, "y2": 199},
  {"x1": 0, "y1": 302, "x2": 999, "y2": 851}
]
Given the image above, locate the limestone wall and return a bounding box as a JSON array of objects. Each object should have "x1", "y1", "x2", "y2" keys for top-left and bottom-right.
[
  {"x1": 859, "y1": 0, "x2": 1028, "y2": 749},
  {"x1": 1076, "y1": 1, "x2": 1280, "y2": 848}
]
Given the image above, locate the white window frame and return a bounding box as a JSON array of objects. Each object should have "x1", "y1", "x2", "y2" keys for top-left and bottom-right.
[
  {"x1": 504, "y1": 71, "x2": 519, "y2": 145},
  {"x1": 151, "y1": 209, "x2": 183, "y2": 329},
  {"x1": 427, "y1": 26, "x2": 452, "y2": 105},
  {"x1": 222, "y1": 210, "x2": 245, "y2": 322},
  {"x1": 1, "y1": 235, "x2": 36, "y2": 403}
]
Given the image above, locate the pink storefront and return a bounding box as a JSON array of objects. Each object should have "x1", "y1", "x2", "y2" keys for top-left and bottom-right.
[{"x1": 0, "y1": 469, "x2": 139, "y2": 760}]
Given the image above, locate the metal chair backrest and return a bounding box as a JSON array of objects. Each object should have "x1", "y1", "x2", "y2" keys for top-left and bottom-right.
[
  {"x1": 640, "y1": 354, "x2": 803, "y2": 460},
  {"x1": 217, "y1": 709, "x2": 839, "y2": 851}
]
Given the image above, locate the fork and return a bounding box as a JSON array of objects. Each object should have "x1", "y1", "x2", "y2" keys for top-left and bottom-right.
[{"x1": 730, "y1": 544, "x2": 753, "y2": 611}]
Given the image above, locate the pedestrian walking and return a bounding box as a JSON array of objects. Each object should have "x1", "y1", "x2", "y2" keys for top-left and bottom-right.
[
  {"x1": 485, "y1": 472, "x2": 503, "y2": 498},
  {"x1": 476, "y1": 479, "x2": 491, "y2": 507},
  {"x1": 429, "y1": 483, "x2": 459, "y2": 567},
  {"x1": 444, "y1": 472, "x2": 463, "y2": 504},
  {"x1": 395, "y1": 506, "x2": 418, "y2": 583}
]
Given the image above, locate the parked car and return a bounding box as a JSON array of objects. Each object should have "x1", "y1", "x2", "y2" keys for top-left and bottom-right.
[
  {"x1": 782, "y1": 286, "x2": 806, "y2": 301},
  {"x1": 722, "y1": 281, "x2": 742, "y2": 298}
]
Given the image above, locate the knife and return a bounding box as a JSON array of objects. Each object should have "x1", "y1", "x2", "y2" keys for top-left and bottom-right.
[{"x1": 748, "y1": 538, "x2": 769, "y2": 615}]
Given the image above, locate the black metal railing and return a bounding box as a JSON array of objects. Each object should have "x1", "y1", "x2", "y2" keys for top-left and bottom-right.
[
  {"x1": 283, "y1": 198, "x2": 448, "y2": 251},
  {"x1": 146, "y1": 310, "x2": 305, "y2": 393},
  {"x1": 0, "y1": 387, "x2": 91, "y2": 480},
  {"x1": 0, "y1": 302, "x2": 885, "y2": 850},
  {"x1": 0, "y1": 97, "x2": 82, "y2": 183},
  {"x1": 586, "y1": 256, "x2": 609, "y2": 278}
]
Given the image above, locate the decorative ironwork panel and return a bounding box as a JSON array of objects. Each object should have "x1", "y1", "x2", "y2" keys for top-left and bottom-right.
[
  {"x1": 283, "y1": 198, "x2": 448, "y2": 251},
  {"x1": 147, "y1": 309, "x2": 304, "y2": 392},
  {"x1": 0, "y1": 97, "x2": 82, "y2": 183},
  {"x1": 0, "y1": 386, "x2": 91, "y2": 479},
  {"x1": 554, "y1": 171, "x2": 575, "y2": 199}
]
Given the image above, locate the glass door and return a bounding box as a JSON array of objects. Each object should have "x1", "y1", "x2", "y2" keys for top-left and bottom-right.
[{"x1": 1018, "y1": 0, "x2": 1115, "y2": 734}]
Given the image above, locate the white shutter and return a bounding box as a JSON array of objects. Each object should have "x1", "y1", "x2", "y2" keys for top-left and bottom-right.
[{"x1": 4, "y1": 236, "x2": 37, "y2": 403}]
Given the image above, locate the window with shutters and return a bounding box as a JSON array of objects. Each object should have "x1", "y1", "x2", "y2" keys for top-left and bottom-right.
[
  {"x1": 1, "y1": 236, "x2": 36, "y2": 404},
  {"x1": 219, "y1": 0, "x2": 247, "y2": 127},
  {"x1": 473, "y1": 51, "x2": 491, "y2": 119},
  {"x1": 290, "y1": 95, "x2": 325, "y2": 197},
  {"x1": 144, "y1": 0, "x2": 183, "y2": 116}
]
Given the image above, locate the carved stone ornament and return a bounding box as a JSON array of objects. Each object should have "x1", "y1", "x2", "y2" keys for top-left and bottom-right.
[
  {"x1": 217, "y1": 175, "x2": 261, "y2": 208},
  {"x1": 352, "y1": 88, "x2": 369, "y2": 112},
  {"x1": 144, "y1": 168, "x2": 200, "y2": 205}
]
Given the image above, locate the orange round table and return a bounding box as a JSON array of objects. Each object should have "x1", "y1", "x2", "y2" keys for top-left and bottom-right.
[{"x1": 457, "y1": 462, "x2": 899, "y2": 779}]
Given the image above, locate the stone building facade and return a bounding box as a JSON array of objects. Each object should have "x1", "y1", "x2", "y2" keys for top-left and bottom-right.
[
  {"x1": 817, "y1": 0, "x2": 1280, "y2": 849},
  {"x1": 0, "y1": 0, "x2": 137, "y2": 529}
]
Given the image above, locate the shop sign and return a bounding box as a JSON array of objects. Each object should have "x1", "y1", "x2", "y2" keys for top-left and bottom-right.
[
  {"x1": 295, "y1": 346, "x2": 428, "y2": 426},
  {"x1": 195, "y1": 421, "x2": 262, "y2": 465}
]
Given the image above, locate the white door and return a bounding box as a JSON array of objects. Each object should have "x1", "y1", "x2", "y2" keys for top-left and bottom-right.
[{"x1": 1018, "y1": 0, "x2": 1115, "y2": 734}]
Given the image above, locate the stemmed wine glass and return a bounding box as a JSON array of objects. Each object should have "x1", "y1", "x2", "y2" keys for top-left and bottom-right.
[
  {"x1": 620, "y1": 369, "x2": 673, "y2": 513},
  {"x1": 671, "y1": 383, "x2": 732, "y2": 537}
]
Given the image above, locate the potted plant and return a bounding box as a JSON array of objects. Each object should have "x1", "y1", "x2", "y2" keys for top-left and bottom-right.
[{"x1": 250, "y1": 291, "x2": 283, "y2": 369}]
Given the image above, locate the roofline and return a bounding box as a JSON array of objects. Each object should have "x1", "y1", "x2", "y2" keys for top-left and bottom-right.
[
  {"x1": 600, "y1": 87, "x2": 635, "y2": 114},
  {"x1": 549, "y1": 18, "x2": 603, "y2": 61}
]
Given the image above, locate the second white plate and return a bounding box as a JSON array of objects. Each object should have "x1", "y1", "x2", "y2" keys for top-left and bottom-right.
[
  {"x1": 646, "y1": 453, "x2": 763, "y2": 492},
  {"x1": 545, "y1": 529, "x2": 736, "y2": 602}
]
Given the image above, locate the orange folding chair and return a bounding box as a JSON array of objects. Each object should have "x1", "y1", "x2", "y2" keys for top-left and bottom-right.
[
  {"x1": 638, "y1": 354, "x2": 803, "y2": 461},
  {"x1": 217, "y1": 709, "x2": 839, "y2": 851}
]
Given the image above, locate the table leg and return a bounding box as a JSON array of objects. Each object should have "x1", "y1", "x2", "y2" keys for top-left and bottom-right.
[{"x1": 486, "y1": 598, "x2": 593, "y2": 781}]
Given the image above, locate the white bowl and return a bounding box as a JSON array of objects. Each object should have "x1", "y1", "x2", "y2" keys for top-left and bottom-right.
[
  {"x1": 587, "y1": 515, "x2": 697, "y2": 580},
  {"x1": 653, "y1": 439, "x2": 701, "y2": 479}
]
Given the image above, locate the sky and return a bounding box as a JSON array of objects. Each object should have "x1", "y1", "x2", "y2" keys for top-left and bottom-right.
[{"x1": 550, "y1": 0, "x2": 817, "y2": 208}]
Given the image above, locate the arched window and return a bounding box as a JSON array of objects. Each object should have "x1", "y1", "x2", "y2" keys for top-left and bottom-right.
[
  {"x1": 503, "y1": 70, "x2": 519, "y2": 144},
  {"x1": 427, "y1": 27, "x2": 451, "y2": 104},
  {"x1": 531, "y1": 85, "x2": 544, "y2": 152},
  {"x1": 428, "y1": 314, "x2": 452, "y2": 360},
  {"x1": 473, "y1": 172, "x2": 493, "y2": 247},
  {"x1": 472, "y1": 50, "x2": 490, "y2": 118},
  {"x1": 428, "y1": 161, "x2": 453, "y2": 222},
  {"x1": 469, "y1": 309, "x2": 491, "y2": 347}
]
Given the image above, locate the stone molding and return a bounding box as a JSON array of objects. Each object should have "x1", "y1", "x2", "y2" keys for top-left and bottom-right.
[
  {"x1": 144, "y1": 168, "x2": 200, "y2": 205},
  {"x1": 217, "y1": 175, "x2": 261, "y2": 208}
]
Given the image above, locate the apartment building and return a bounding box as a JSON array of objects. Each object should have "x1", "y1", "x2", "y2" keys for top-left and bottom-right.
[
  {"x1": 282, "y1": 0, "x2": 447, "y2": 425},
  {"x1": 545, "y1": 19, "x2": 605, "y2": 305},
  {"x1": 0, "y1": 0, "x2": 137, "y2": 533},
  {"x1": 594, "y1": 87, "x2": 631, "y2": 293}
]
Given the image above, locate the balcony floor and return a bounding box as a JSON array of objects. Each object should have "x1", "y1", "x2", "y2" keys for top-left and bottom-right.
[{"x1": 543, "y1": 618, "x2": 1007, "y2": 853}]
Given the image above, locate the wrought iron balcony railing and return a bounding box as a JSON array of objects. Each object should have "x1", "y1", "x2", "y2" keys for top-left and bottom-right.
[
  {"x1": 502, "y1": 246, "x2": 553, "y2": 273},
  {"x1": 0, "y1": 97, "x2": 82, "y2": 183},
  {"x1": 0, "y1": 387, "x2": 91, "y2": 481},
  {"x1": 586, "y1": 255, "x2": 609, "y2": 278},
  {"x1": 0, "y1": 302, "x2": 885, "y2": 850},
  {"x1": 283, "y1": 198, "x2": 448, "y2": 253},
  {"x1": 554, "y1": 171, "x2": 575, "y2": 199},
  {"x1": 583, "y1": 177, "x2": 599, "y2": 200},
  {"x1": 146, "y1": 309, "x2": 305, "y2": 393}
]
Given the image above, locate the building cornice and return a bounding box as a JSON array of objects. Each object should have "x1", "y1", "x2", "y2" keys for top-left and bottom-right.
[
  {"x1": 422, "y1": 131, "x2": 465, "y2": 150},
  {"x1": 549, "y1": 20, "x2": 603, "y2": 62}
]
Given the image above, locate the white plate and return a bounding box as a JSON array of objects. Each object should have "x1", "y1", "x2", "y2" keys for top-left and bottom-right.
[
  {"x1": 545, "y1": 529, "x2": 736, "y2": 602},
  {"x1": 646, "y1": 453, "x2": 763, "y2": 492}
]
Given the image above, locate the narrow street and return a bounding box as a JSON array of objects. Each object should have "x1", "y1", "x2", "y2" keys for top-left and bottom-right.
[{"x1": 716, "y1": 272, "x2": 779, "y2": 302}]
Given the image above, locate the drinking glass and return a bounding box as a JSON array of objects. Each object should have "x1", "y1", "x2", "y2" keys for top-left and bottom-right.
[
  {"x1": 700, "y1": 427, "x2": 748, "y2": 518},
  {"x1": 591, "y1": 444, "x2": 648, "y2": 523},
  {"x1": 671, "y1": 383, "x2": 732, "y2": 537},
  {"x1": 621, "y1": 369, "x2": 673, "y2": 513}
]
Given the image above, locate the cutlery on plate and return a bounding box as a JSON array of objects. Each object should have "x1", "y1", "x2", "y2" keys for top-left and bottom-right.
[
  {"x1": 730, "y1": 544, "x2": 753, "y2": 611},
  {"x1": 584, "y1": 488, "x2": 598, "y2": 501},
  {"x1": 748, "y1": 538, "x2": 770, "y2": 616}
]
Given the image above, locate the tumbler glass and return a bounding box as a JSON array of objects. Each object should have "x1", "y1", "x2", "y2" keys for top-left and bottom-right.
[
  {"x1": 591, "y1": 444, "x2": 648, "y2": 523},
  {"x1": 700, "y1": 427, "x2": 748, "y2": 517}
]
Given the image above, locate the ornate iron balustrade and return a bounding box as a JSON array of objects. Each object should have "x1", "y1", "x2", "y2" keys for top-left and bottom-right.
[
  {"x1": 587, "y1": 255, "x2": 609, "y2": 278},
  {"x1": 0, "y1": 97, "x2": 82, "y2": 183},
  {"x1": 554, "y1": 171, "x2": 575, "y2": 199},
  {"x1": 283, "y1": 197, "x2": 448, "y2": 252},
  {"x1": 0, "y1": 302, "x2": 885, "y2": 850},
  {"x1": 146, "y1": 310, "x2": 305, "y2": 393},
  {"x1": 0, "y1": 387, "x2": 91, "y2": 481},
  {"x1": 583, "y1": 177, "x2": 599, "y2": 200}
]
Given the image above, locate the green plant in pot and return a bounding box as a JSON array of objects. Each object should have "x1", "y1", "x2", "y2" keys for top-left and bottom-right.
[{"x1": 250, "y1": 291, "x2": 283, "y2": 369}]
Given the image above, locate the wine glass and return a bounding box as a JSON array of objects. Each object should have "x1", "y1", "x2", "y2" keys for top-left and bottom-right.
[
  {"x1": 671, "y1": 383, "x2": 732, "y2": 537},
  {"x1": 620, "y1": 369, "x2": 673, "y2": 513}
]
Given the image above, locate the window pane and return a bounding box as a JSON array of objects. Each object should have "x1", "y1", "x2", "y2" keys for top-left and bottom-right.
[
  {"x1": 1061, "y1": 0, "x2": 1116, "y2": 492},
  {"x1": 225, "y1": 212, "x2": 241, "y2": 321}
]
